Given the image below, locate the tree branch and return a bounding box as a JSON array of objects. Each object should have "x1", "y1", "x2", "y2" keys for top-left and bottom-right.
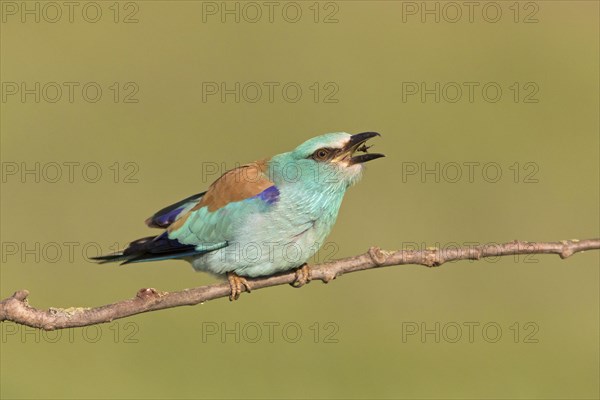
[{"x1": 1, "y1": 239, "x2": 598, "y2": 331}]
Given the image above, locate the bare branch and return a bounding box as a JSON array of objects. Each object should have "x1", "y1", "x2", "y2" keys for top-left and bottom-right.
[{"x1": 1, "y1": 239, "x2": 598, "y2": 331}]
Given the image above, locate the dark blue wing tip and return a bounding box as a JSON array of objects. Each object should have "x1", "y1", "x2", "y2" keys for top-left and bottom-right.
[
  {"x1": 152, "y1": 206, "x2": 186, "y2": 227},
  {"x1": 147, "y1": 191, "x2": 206, "y2": 228}
]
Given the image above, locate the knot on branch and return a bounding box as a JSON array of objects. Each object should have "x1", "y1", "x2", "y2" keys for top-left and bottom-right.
[
  {"x1": 424, "y1": 248, "x2": 442, "y2": 267},
  {"x1": 12, "y1": 290, "x2": 29, "y2": 302},
  {"x1": 559, "y1": 240, "x2": 576, "y2": 259},
  {"x1": 321, "y1": 269, "x2": 337, "y2": 283},
  {"x1": 136, "y1": 288, "x2": 162, "y2": 299},
  {"x1": 368, "y1": 246, "x2": 388, "y2": 266}
]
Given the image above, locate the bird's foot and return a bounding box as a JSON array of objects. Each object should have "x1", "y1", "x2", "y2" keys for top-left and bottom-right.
[
  {"x1": 291, "y1": 264, "x2": 312, "y2": 288},
  {"x1": 227, "y1": 272, "x2": 251, "y2": 301}
]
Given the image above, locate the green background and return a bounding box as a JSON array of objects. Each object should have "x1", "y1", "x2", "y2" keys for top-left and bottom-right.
[{"x1": 1, "y1": 1, "x2": 598, "y2": 399}]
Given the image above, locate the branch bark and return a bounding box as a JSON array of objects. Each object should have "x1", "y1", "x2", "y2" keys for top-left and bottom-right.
[{"x1": 1, "y1": 239, "x2": 598, "y2": 331}]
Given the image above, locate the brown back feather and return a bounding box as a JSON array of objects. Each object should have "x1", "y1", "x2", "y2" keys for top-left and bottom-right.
[{"x1": 167, "y1": 159, "x2": 272, "y2": 232}]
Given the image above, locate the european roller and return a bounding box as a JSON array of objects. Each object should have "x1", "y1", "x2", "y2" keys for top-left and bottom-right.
[{"x1": 94, "y1": 132, "x2": 384, "y2": 299}]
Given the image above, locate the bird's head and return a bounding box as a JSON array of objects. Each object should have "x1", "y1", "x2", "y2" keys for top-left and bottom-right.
[{"x1": 269, "y1": 132, "x2": 384, "y2": 190}]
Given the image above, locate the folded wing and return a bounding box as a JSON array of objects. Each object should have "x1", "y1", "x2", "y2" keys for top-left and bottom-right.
[{"x1": 93, "y1": 160, "x2": 279, "y2": 265}]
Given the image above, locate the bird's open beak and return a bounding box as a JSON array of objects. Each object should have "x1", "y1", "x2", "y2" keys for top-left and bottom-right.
[{"x1": 335, "y1": 132, "x2": 385, "y2": 165}]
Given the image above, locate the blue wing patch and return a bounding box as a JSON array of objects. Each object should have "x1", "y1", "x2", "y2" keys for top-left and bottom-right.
[{"x1": 256, "y1": 185, "x2": 280, "y2": 205}]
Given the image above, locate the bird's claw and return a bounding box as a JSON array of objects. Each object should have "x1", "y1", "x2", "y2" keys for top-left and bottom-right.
[
  {"x1": 227, "y1": 272, "x2": 251, "y2": 301},
  {"x1": 291, "y1": 264, "x2": 312, "y2": 288}
]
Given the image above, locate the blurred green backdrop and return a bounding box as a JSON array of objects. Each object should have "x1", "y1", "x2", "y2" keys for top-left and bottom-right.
[{"x1": 1, "y1": 1, "x2": 598, "y2": 399}]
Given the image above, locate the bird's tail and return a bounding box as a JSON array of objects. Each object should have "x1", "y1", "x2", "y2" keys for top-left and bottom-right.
[{"x1": 91, "y1": 234, "x2": 200, "y2": 265}]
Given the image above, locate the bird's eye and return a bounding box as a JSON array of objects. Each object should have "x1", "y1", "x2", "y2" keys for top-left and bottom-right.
[{"x1": 312, "y1": 148, "x2": 331, "y2": 161}]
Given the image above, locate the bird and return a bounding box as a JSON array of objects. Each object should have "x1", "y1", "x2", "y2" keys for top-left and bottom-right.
[{"x1": 93, "y1": 132, "x2": 384, "y2": 300}]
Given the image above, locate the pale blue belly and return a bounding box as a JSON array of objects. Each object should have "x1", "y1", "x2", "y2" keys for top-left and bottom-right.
[{"x1": 190, "y1": 189, "x2": 343, "y2": 277}]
